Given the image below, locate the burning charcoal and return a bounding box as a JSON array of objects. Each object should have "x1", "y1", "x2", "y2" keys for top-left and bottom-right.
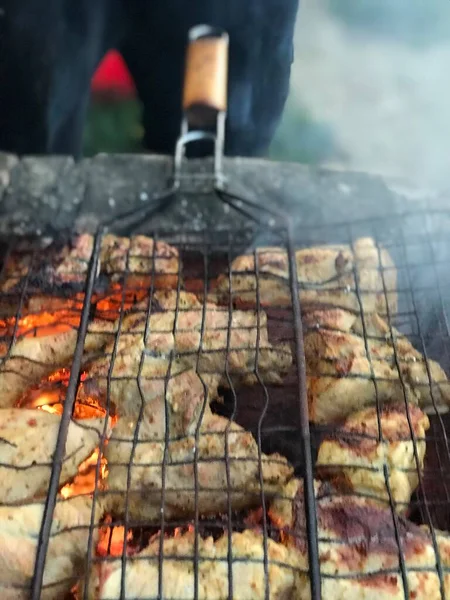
[
  {"x1": 0, "y1": 316, "x2": 114, "y2": 408},
  {"x1": 316, "y1": 402, "x2": 429, "y2": 510},
  {"x1": 269, "y1": 478, "x2": 450, "y2": 599},
  {"x1": 18, "y1": 367, "x2": 112, "y2": 421},
  {"x1": 216, "y1": 237, "x2": 397, "y2": 315}
]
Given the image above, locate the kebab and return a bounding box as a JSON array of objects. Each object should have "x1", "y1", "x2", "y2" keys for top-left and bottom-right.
[{"x1": 316, "y1": 402, "x2": 429, "y2": 509}]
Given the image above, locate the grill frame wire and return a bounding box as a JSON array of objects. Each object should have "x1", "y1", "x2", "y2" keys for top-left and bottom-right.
[
  {"x1": 346, "y1": 228, "x2": 410, "y2": 598},
  {"x1": 82, "y1": 234, "x2": 133, "y2": 599},
  {"x1": 224, "y1": 232, "x2": 237, "y2": 600},
  {"x1": 286, "y1": 226, "x2": 322, "y2": 600},
  {"x1": 378, "y1": 228, "x2": 446, "y2": 598},
  {"x1": 191, "y1": 235, "x2": 212, "y2": 600},
  {"x1": 0, "y1": 207, "x2": 449, "y2": 599},
  {"x1": 30, "y1": 229, "x2": 105, "y2": 600},
  {"x1": 119, "y1": 235, "x2": 161, "y2": 600},
  {"x1": 253, "y1": 246, "x2": 272, "y2": 600},
  {"x1": 20, "y1": 218, "x2": 317, "y2": 599}
]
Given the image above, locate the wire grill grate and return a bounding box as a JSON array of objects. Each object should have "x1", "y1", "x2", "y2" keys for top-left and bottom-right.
[{"x1": 0, "y1": 207, "x2": 449, "y2": 599}]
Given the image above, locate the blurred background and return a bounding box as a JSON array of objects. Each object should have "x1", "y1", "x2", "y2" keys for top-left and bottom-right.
[{"x1": 84, "y1": 0, "x2": 450, "y2": 189}]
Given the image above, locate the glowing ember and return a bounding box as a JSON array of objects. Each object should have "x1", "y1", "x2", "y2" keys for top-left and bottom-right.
[
  {"x1": 244, "y1": 507, "x2": 264, "y2": 530},
  {"x1": 95, "y1": 283, "x2": 148, "y2": 320},
  {"x1": 17, "y1": 364, "x2": 117, "y2": 499},
  {"x1": 95, "y1": 523, "x2": 198, "y2": 561},
  {"x1": 97, "y1": 520, "x2": 133, "y2": 557},
  {"x1": 173, "y1": 524, "x2": 195, "y2": 538},
  {"x1": 36, "y1": 395, "x2": 62, "y2": 415},
  {"x1": 0, "y1": 281, "x2": 149, "y2": 339},
  {"x1": 18, "y1": 368, "x2": 114, "y2": 420},
  {"x1": 0, "y1": 311, "x2": 81, "y2": 338},
  {"x1": 20, "y1": 375, "x2": 117, "y2": 498},
  {"x1": 60, "y1": 449, "x2": 109, "y2": 499}
]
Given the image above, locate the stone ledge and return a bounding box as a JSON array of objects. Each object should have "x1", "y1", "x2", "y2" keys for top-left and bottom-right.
[{"x1": 0, "y1": 152, "x2": 445, "y2": 238}]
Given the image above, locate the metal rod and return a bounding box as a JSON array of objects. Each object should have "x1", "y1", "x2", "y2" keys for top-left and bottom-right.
[
  {"x1": 103, "y1": 187, "x2": 177, "y2": 234},
  {"x1": 214, "y1": 111, "x2": 226, "y2": 186},
  {"x1": 224, "y1": 230, "x2": 237, "y2": 600},
  {"x1": 82, "y1": 235, "x2": 131, "y2": 600},
  {"x1": 286, "y1": 224, "x2": 321, "y2": 600},
  {"x1": 30, "y1": 228, "x2": 104, "y2": 600},
  {"x1": 254, "y1": 248, "x2": 272, "y2": 600},
  {"x1": 119, "y1": 236, "x2": 159, "y2": 600},
  {"x1": 378, "y1": 233, "x2": 447, "y2": 599}
]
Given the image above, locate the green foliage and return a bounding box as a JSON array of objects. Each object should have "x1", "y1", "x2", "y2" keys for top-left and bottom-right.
[
  {"x1": 83, "y1": 97, "x2": 144, "y2": 157},
  {"x1": 83, "y1": 97, "x2": 337, "y2": 165}
]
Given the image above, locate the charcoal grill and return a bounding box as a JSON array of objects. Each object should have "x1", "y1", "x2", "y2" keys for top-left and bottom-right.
[{"x1": 0, "y1": 24, "x2": 450, "y2": 600}]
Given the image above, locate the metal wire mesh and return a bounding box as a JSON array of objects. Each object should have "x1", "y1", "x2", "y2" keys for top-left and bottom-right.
[{"x1": 0, "y1": 204, "x2": 449, "y2": 599}]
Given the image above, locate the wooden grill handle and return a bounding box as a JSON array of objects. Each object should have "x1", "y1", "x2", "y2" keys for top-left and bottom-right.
[{"x1": 182, "y1": 25, "x2": 229, "y2": 126}]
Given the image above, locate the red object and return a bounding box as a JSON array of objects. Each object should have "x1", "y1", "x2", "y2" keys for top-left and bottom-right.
[{"x1": 91, "y1": 51, "x2": 136, "y2": 97}]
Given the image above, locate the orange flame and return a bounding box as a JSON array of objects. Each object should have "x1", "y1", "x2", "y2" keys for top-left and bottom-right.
[
  {"x1": 1, "y1": 282, "x2": 149, "y2": 339},
  {"x1": 0, "y1": 311, "x2": 81, "y2": 339},
  {"x1": 97, "y1": 521, "x2": 133, "y2": 557},
  {"x1": 25, "y1": 379, "x2": 116, "y2": 499},
  {"x1": 20, "y1": 367, "x2": 116, "y2": 421},
  {"x1": 19, "y1": 363, "x2": 117, "y2": 499},
  {"x1": 60, "y1": 448, "x2": 109, "y2": 499}
]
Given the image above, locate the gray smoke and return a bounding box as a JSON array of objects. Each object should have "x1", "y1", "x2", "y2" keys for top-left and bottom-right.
[{"x1": 277, "y1": 0, "x2": 450, "y2": 191}]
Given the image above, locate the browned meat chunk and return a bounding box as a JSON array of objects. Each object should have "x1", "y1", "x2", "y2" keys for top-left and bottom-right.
[
  {"x1": 99, "y1": 234, "x2": 179, "y2": 290},
  {"x1": 269, "y1": 478, "x2": 450, "y2": 599},
  {"x1": 86, "y1": 529, "x2": 302, "y2": 600},
  {"x1": 81, "y1": 295, "x2": 293, "y2": 520},
  {"x1": 216, "y1": 237, "x2": 397, "y2": 315},
  {"x1": 0, "y1": 233, "x2": 179, "y2": 294},
  {"x1": 304, "y1": 308, "x2": 450, "y2": 423},
  {"x1": 316, "y1": 403, "x2": 429, "y2": 509},
  {"x1": 104, "y1": 409, "x2": 293, "y2": 521},
  {"x1": 81, "y1": 290, "x2": 292, "y2": 418}
]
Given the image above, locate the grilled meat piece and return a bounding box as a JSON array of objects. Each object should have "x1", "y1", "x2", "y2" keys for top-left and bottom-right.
[
  {"x1": 81, "y1": 290, "x2": 292, "y2": 417},
  {"x1": 304, "y1": 308, "x2": 450, "y2": 423},
  {"x1": 86, "y1": 529, "x2": 303, "y2": 600},
  {"x1": 0, "y1": 233, "x2": 179, "y2": 297},
  {"x1": 0, "y1": 495, "x2": 103, "y2": 600},
  {"x1": 0, "y1": 317, "x2": 114, "y2": 408},
  {"x1": 316, "y1": 403, "x2": 429, "y2": 509},
  {"x1": 154, "y1": 290, "x2": 292, "y2": 383},
  {"x1": 104, "y1": 409, "x2": 293, "y2": 521},
  {"x1": 0, "y1": 234, "x2": 95, "y2": 297},
  {"x1": 0, "y1": 409, "x2": 109, "y2": 503},
  {"x1": 99, "y1": 234, "x2": 179, "y2": 290},
  {"x1": 85, "y1": 306, "x2": 287, "y2": 520},
  {"x1": 82, "y1": 329, "x2": 218, "y2": 419},
  {"x1": 269, "y1": 478, "x2": 450, "y2": 599},
  {"x1": 216, "y1": 237, "x2": 397, "y2": 315}
]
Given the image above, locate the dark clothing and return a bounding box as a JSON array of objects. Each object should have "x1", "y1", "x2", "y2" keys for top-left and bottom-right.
[{"x1": 0, "y1": 0, "x2": 299, "y2": 158}]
